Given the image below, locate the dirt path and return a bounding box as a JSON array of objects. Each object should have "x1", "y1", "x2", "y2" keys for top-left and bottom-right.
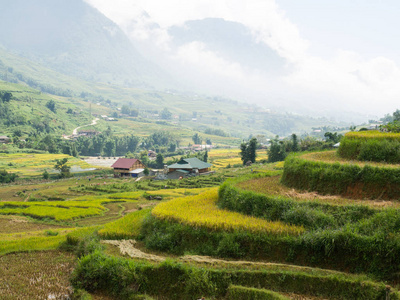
[
  {"x1": 72, "y1": 117, "x2": 99, "y2": 135},
  {"x1": 63, "y1": 117, "x2": 99, "y2": 139},
  {"x1": 101, "y1": 239, "x2": 341, "y2": 276}
]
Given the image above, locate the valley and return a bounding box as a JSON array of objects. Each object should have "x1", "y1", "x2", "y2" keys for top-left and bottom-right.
[{"x1": 0, "y1": 1, "x2": 397, "y2": 299}]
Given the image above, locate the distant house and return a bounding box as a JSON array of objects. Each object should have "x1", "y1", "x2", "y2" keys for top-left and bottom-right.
[
  {"x1": 78, "y1": 130, "x2": 100, "y2": 137},
  {"x1": 0, "y1": 136, "x2": 10, "y2": 144},
  {"x1": 111, "y1": 158, "x2": 146, "y2": 178},
  {"x1": 167, "y1": 157, "x2": 212, "y2": 179},
  {"x1": 148, "y1": 150, "x2": 157, "y2": 160}
]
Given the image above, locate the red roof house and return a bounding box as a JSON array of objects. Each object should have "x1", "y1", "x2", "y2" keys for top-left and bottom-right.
[{"x1": 111, "y1": 158, "x2": 146, "y2": 177}]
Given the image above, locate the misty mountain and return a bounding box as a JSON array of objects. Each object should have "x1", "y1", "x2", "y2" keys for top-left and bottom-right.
[
  {"x1": 169, "y1": 18, "x2": 286, "y2": 74},
  {"x1": 0, "y1": 0, "x2": 170, "y2": 88}
]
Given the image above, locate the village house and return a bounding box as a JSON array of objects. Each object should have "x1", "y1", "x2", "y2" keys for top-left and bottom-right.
[
  {"x1": 111, "y1": 158, "x2": 146, "y2": 178},
  {"x1": 0, "y1": 135, "x2": 10, "y2": 143},
  {"x1": 167, "y1": 157, "x2": 212, "y2": 179}
]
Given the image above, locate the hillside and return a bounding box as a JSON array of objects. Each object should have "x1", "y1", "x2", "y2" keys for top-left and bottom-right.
[{"x1": 0, "y1": 0, "x2": 170, "y2": 88}]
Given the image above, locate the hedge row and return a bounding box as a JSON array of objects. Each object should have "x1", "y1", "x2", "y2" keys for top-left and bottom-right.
[
  {"x1": 218, "y1": 176, "x2": 377, "y2": 230},
  {"x1": 71, "y1": 251, "x2": 400, "y2": 300},
  {"x1": 141, "y1": 215, "x2": 400, "y2": 280},
  {"x1": 226, "y1": 285, "x2": 289, "y2": 300},
  {"x1": 281, "y1": 154, "x2": 400, "y2": 199},
  {"x1": 338, "y1": 131, "x2": 400, "y2": 163}
]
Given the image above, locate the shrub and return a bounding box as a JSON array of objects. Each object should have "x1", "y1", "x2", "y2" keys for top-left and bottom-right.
[
  {"x1": 281, "y1": 154, "x2": 400, "y2": 199},
  {"x1": 338, "y1": 131, "x2": 400, "y2": 163}
]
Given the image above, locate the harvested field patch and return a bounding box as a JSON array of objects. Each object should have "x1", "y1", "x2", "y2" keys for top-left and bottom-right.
[
  {"x1": 0, "y1": 215, "x2": 68, "y2": 233},
  {"x1": 237, "y1": 175, "x2": 400, "y2": 208},
  {"x1": 0, "y1": 250, "x2": 75, "y2": 300}
]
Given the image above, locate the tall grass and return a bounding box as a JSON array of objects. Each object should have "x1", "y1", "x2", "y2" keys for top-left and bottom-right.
[{"x1": 338, "y1": 131, "x2": 400, "y2": 162}]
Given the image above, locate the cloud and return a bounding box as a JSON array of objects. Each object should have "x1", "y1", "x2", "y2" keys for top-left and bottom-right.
[{"x1": 86, "y1": 0, "x2": 400, "y2": 119}]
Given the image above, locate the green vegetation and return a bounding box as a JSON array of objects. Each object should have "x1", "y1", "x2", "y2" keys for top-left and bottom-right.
[
  {"x1": 338, "y1": 131, "x2": 400, "y2": 163},
  {"x1": 71, "y1": 250, "x2": 400, "y2": 300},
  {"x1": 281, "y1": 152, "x2": 400, "y2": 199},
  {"x1": 240, "y1": 137, "x2": 258, "y2": 165}
]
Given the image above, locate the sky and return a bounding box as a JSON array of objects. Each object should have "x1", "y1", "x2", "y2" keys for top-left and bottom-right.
[{"x1": 85, "y1": 0, "x2": 400, "y2": 119}]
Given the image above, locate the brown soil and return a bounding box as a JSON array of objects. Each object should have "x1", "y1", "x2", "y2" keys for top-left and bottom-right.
[
  {"x1": 0, "y1": 251, "x2": 75, "y2": 299},
  {"x1": 0, "y1": 215, "x2": 68, "y2": 234}
]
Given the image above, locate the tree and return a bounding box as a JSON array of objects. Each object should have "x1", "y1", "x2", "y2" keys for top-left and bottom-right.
[
  {"x1": 0, "y1": 169, "x2": 18, "y2": 183},
  {"x1": 143, "y1": 168, "x2": 150, "y2": 176},
  {"x1": 192, "y1": 133, "x2": 202, "y2": 145},
  {"x1": 104, "y1": 140, "x2": 115, "y2": 157},
  {"x1": 46, "y1": 100, "x2": 56, "y2": 113},
  {"x1": 42, "y1": 170, "x2": 49, "y2": 180},
  {"x1": 160, "y1": 108, "x2": 172, "y2": 120},
  {"x1": 54, "y1": 158, "x2": 71, "y2": 178},
  {"x1": 394, "y1": 109, "x2": 400, "y2": 122},
  {"x1": 156, "y1": 153, "x2": 164, "y2": 169},
  {"x1": 291, "y1": 133, "x2": 300, "y2": 152},
  {"x1": 267, "y1": 139, "x2": 287, "y2": 163},
  {"x1": 1, "y1": 92, "x2": 12, "y2": 103},
  {"x1": 240, "y1": 138, "x2": 257, "y2": 165},
  {"x1": 203, "y1": 150, "x2": 208, "y2": 163}
]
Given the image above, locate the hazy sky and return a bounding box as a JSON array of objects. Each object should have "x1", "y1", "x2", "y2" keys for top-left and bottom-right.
[{"x1": 86, "y1": 0, "x2": 400, "y2": 118}]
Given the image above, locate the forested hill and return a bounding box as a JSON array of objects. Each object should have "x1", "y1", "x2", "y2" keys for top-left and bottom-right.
[{"x1": 0, "y1": 0, "x2": 170, "y2": 88}]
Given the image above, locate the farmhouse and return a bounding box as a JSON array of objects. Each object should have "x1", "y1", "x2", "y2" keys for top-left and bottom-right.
[
  {"x1": 111, "y1": 158, "x2": 146, "y2": 178},
  {"x1": 0, "y1": 135, "x2": 10, "y2": 143},
  {"x1": 167, "y1": 157, "x2": 212, "y2": 179}
]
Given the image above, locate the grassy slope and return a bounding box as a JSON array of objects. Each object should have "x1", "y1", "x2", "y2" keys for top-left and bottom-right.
[{"x1": 0, "y1": 47, "x2": 346, "y2": 142}]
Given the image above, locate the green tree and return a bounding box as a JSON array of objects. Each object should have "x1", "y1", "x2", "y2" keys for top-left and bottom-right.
[
  {"x1": 42, "y1": 170, "x2": 49, "y2": 180},
  {"x1": 46, "y1": 100, "x2": 56, "y2": 113},
  {"x1": 0, "y1": 169, "x2": 18, "y2": 183},
  {"x1": 203, "y1": 150, "x2": 208, "y2": 162},
  {"x1": 291, "y1": 133, "x2": 300, "y2": 152},
  {"x1": 240, "y1": 138, "x2": 257, "y2": 165},
  {"x1": 143, "y1": 168, "x2": 150, "y2": 176},
  {"x1": 104, "y1": 140, "x2": 115, "y2": 157},
  {"x1": 160, "y1": 108, "x2": 172, "y2": 120},
  {"x1": 54, "y1": 158, "x2": 71, "y2": 178},
  {"x1": 267, "y1": 139, "x2": 287, "y2": 163},
  {"x1": 192, "y1": 133, "x2": 202, "y2": 145},
  {"x1": 156, "y1": 153, "x2": 164, "y2": 169},
  {"x1": 393, "y1": 109, "x2": 400, "y2": 122}
]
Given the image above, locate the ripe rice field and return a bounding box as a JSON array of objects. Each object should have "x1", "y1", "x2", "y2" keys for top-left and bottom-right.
[
  {"x1": 152, "y1": 188, "x2": 304, "y2": 235},
  {"x1": 0, "y1": 153, "x2": 100, "y2": 177},
  {"x1": 209, "y1": 148, "x2": 268, "y2": 169}
]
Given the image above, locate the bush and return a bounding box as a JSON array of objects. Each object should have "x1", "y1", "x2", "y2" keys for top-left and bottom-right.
[
  {"x1": 281, "y1": 154, "x2": 400, "y2": 199},
  {"x1": 338, "y1": 131, "x2": 400, "y2": 163},
  {"x1": 71, "y1": 251, "x2": 400, "y2": 299}
]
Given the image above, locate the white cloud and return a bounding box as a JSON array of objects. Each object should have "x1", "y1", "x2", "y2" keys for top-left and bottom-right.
[{"x1": 86, "y1": 0, "x2": 400, "y2": 118}]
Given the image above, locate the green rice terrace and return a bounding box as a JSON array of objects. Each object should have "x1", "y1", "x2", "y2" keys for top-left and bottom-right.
[{"x1": 3, "y1": 133, "x2": 400, "y2": 299}]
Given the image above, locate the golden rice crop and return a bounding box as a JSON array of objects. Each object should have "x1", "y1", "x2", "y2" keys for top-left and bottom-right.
[
  {"x1": 98, "y1": 208, "x2": 151, "y2": 239},
  {"x1": 345, "y1": 130, "x2": 400, "y2": 140},
  {"x1": 0, "y1": 153, "x2": 98, "y2": 176},
  {"x1": 152, "y1": 188, "x2": 304, "y2": 236}
]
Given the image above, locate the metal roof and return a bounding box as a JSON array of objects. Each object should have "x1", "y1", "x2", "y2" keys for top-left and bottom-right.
[{"x1": 168, "y1": 157, "x2": 211, "y2": 170}]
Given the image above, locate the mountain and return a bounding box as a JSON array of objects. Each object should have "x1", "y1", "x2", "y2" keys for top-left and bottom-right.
[
  {"x1": 0, "y1": 0, "x2": 170, "y2": 88},
  {"x1": 168, "y1": 18, "x2": 286, "y2": 75}
]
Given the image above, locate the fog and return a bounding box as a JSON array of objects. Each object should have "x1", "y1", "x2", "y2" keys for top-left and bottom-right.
[{"x1": 86, "y1": 0, "x2": 400, "y2": 122}]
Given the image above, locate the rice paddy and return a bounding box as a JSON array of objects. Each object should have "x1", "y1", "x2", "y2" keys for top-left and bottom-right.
[
  {"x1": 152, "y1": 188, "x2": 305, "y2": 235},
  {"x1": 0, "y1": 153, "x2": 100, "y2": 177}
]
